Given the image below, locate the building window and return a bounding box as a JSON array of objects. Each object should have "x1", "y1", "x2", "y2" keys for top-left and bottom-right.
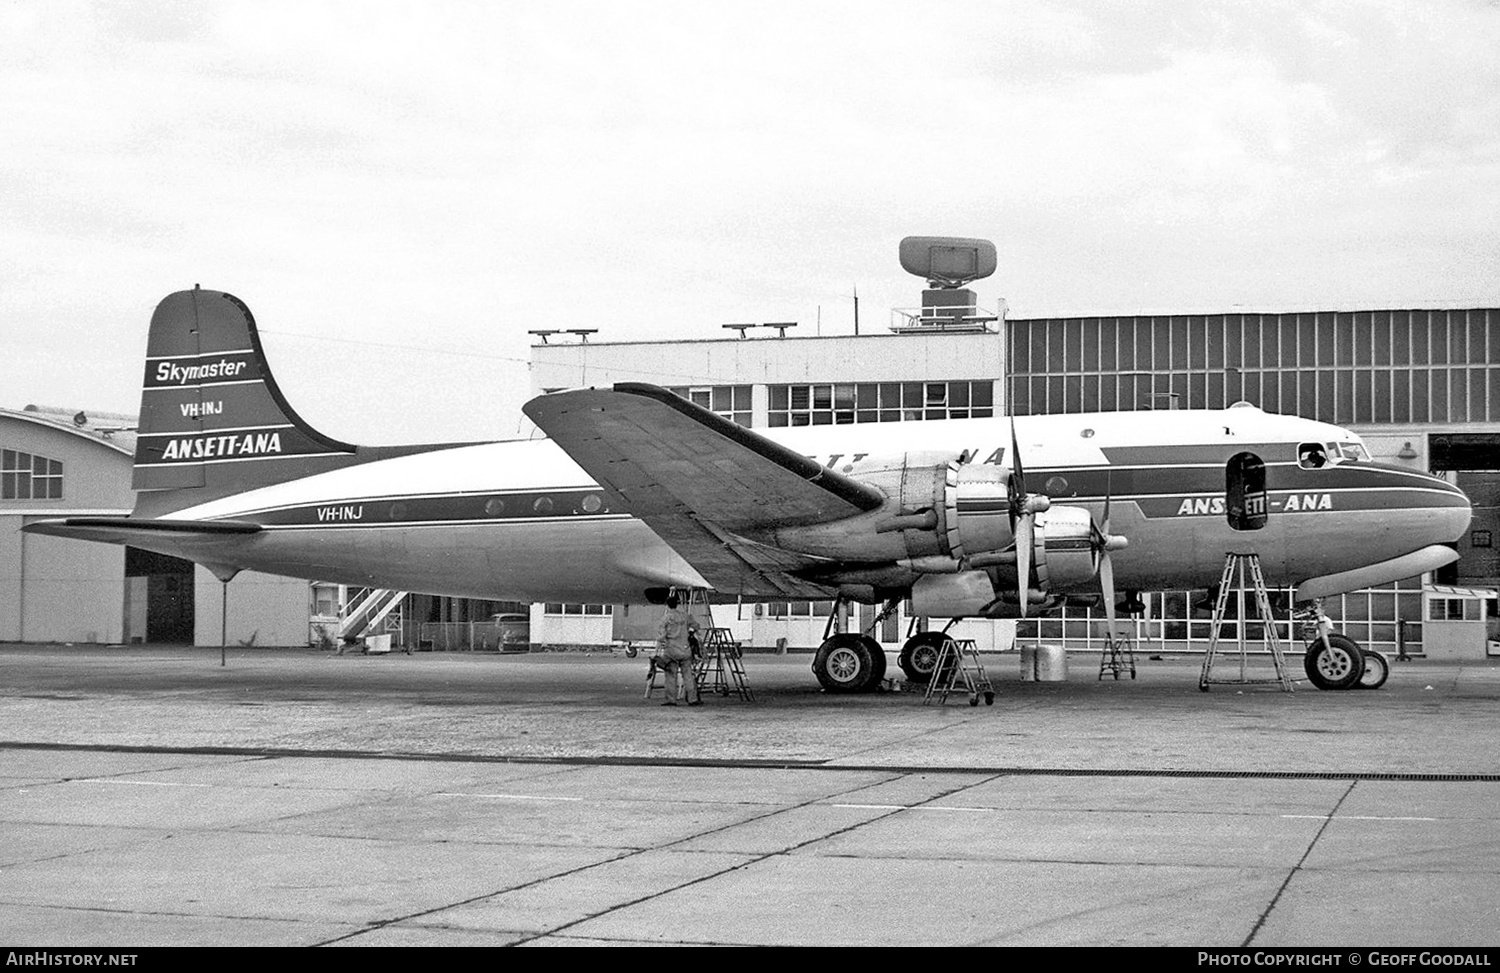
[
  {"x1": 762, "y1": 600, "x2": 836, "y2": 618},
  {"x1": 666, "y1": 385, "x2": 752, "y2": 426},
  {"x1": 2, "y1": 449, "x2": 63, "y2": 500},
  {"x1": 766, "y1": 381, "x2": 993, "y2": 427},
  {"x1": 1008, "y1": 308, "x2": 1498, "y2": 422},
  {"x1": 543, "y1": 603, "x2": 613, "y2": 616}
]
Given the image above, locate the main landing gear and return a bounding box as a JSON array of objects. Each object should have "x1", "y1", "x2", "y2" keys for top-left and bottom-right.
[
  {"x1": 812, "y1": 633, "x2": 887, "y2": 693},
  {"x1": 898, "y1": 632, "x2": 948, "y2": 685},
  {"x1": 811, "y1": 597, "x2": 894, "y2": 694}
]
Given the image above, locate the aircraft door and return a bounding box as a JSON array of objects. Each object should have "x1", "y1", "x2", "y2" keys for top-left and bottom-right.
[{"x1": 1226, "y1": 452, "x2": 1268, "y2": 531}]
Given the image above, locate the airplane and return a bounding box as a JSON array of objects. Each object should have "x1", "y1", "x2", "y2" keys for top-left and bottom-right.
[{"x1": 25, "y1": 287, "x2": 1473, "y2": 694}]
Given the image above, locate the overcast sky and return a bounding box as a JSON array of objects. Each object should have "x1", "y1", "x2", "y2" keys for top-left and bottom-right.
[{"x1": 3, "y1": 0, "x2": 1498, "y2": 443}]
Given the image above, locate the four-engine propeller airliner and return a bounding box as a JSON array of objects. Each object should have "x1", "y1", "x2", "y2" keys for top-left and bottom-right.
[{"x1": 25, "y1": 287, "x2": 1472, "y2": 693}]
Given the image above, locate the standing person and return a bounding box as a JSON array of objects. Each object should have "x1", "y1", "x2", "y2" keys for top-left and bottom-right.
[{"x1": 656, "y1": 593, "x2": 701, "y2": 706}]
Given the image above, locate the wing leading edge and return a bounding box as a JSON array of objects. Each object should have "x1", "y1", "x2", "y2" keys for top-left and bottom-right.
[{"x1": 523, "y1": 383, "x2": 886, "y2": 597}]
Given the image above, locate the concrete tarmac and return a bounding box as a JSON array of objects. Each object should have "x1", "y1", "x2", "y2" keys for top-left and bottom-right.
[{"x1": 1, "y1": 644, "x2": 1498, "y2": 947}]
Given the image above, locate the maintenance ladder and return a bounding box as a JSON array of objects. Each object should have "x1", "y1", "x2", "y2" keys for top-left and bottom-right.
[
  {"x1": 923, "y1": 637, "x2": 995, "y2": 707},
  {"x1": 1098, "y1": 632, "x2": 1137, "y2": 680},
  {"x1": 696, "y1": 627, "x2": 753, "y2": 701},
  {"x1": 1199, "y1": 552, "x2": 1295, "y2": 692}
]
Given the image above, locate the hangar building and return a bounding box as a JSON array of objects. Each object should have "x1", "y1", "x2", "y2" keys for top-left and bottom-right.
[{"x1": 1, "y1": 405, "x2": 311, "y2": 647}]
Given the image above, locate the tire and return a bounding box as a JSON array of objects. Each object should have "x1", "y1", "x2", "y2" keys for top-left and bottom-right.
[
  {"x1": 898, "y1": 632, "x2": 948, "y2": 684},
  {"x1": 624, "y1": 644, "x2": 638, "y2": 658},
  {"x1": 1357, "y1": 649, "x2": 1390, "y2": 690},
  {"x1": 861, "y1": 635, "x2": 888, "y2": 687},
  {"x1": 813, "y1": 634, "x2": 881, "y2": 694},
  {"x1": 1304, "y1": 632, "x2": 1366, "y2": 691}
]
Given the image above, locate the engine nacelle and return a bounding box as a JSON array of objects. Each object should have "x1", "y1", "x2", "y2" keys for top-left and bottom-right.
[
  {"x1": 1029, "y1": 505, "x2": 1098, "y2": 593},
  {"x1": 770, "y1": 451, "x2": 961, "y2": 562},
  {"x1": 908, "y1": 505, "x2": 1101, "y2": 617},
  {"x1": 771, "y1": 453, "x2": 1102, "y2": 612},
  {"x1": 774, "y1": 451, "x2": 1030, "y2": 563}
]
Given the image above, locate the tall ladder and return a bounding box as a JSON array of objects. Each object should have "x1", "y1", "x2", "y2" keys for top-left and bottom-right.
[
  {"x1": 1199, "y1": 553, "x2": 1295, "y2": 692},
  {"x1": 923, "y1": 637, "x2": 995, "y2": 707}
]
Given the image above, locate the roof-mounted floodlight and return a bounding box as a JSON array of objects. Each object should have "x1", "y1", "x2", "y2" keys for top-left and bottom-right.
[{"x1": 898, "y1": 236, "x2": 997, "y2": 288}]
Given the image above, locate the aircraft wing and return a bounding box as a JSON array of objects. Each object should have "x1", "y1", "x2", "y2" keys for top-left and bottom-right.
[{"x1": 524, "y1": 383, "x2": 885, "y2": 597}]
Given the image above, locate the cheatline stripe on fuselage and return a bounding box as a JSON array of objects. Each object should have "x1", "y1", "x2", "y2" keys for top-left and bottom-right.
[
  {"x1": 255, "y1": 514, "x2": 634, "y2": 531},
  {"x1": 180, "y1": 481, "x2": 1464, "y2": 534}
]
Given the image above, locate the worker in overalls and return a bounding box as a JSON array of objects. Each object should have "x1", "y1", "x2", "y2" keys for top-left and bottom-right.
[{"x1": 655, "y1": 593, "x2": 701, "y2": 706}]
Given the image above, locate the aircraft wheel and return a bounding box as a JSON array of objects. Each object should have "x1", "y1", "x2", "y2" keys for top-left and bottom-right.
[
  {"x1": 624, "y1": 644, "x2": 638, "y2": 658},
  {"x1": 1356, "y1": 649, "x2": 1390, "y2": 690},
  {"x1": 1304, "y1": 632, "x2": 1366, "y2": 691},
  {"x1": 813, "y1": 634, "x2": 881, "y2": 694},
  {"x1": 898, "y1": 632, "x2": 947, "y2": 684},
  {"x1": 861, "y1": 635, "x2": 888, "y2": 687}
]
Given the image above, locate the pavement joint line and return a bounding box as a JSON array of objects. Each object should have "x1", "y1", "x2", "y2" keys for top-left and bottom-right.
[
  {"x1": 314, "y1": 771, "x2": 917, "y2": 947},
  {"x1": 433, "y1": 792, "x2": 583, "y2": 801},
  {"x1": 7, "y1": 741, "x2": 1500, "y2": 781},
  {"x1": 73, "y1": 778, "x2": 213, "y2": 788},
  {"x1": 1280, "y1": 814, "x2": 1439, "y2": 821},
  {"x1": 505, "y1": 768, "x2": 933, "y2": 947},
  {"x1": 1242, "y1": 778, "x2": 1358, "y2": 947}
]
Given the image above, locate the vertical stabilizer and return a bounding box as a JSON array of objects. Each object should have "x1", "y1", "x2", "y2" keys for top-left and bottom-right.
[{"x1": 133, "y1": 288, "x2": 360, "y2": 507}]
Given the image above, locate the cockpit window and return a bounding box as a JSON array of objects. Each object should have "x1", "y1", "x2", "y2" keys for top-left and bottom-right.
[
  {"x1": 1332, "y1": 441, "x2": 1370, "y2": 463},
  {"x1": 1302, "y1": 441, "x2": 1369, "y2": 468},
  {"x1": 1298, "y1": 443, "x2": 1328, "y2": 469}
]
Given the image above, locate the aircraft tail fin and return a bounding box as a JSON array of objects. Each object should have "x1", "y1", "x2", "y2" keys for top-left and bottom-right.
[{"x1": 132, "y1": 287, "x2": 361, "y2": 512}]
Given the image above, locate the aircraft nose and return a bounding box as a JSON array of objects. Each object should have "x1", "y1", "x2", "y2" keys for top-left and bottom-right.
[{"x1": 1428, "y1": 473, "x2": 1473, "y2": 543}]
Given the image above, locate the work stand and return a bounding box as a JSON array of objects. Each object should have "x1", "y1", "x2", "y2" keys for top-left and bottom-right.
[
  {"x1": 1199, "y1": 553, "x2": 1295, "y2": 692},
  {"x1": 681, "y1": 588, "x2": 753, "y2": 702},
  {"x1": 696, "y1": 626, "x2": 754, "y2": 701},
  {"x1": 923, "y1": 637, "x2": 995, "y2": 707},
  {"x1": 1098, "y1": 632, "x2": 1137, "y2": 680}
]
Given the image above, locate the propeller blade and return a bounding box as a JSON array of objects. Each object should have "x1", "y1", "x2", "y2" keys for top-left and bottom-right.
[
  {"x1": 1008, "y1": 419, "x2": 1026, "y2": 513},
  {"x1": 1099, "y1": 546, "x2": 1118, "y2": 641},
  {"x1": 1016, "y1": 513, "x2": 1033, "y2": 617}
]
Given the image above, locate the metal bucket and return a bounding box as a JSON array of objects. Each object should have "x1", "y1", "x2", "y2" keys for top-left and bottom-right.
[{"x1": 1021, "y1": 643, "x2": 1067, "y2": 682}]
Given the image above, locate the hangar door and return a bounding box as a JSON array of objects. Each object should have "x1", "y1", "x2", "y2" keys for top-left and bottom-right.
[{"x1": 124, "y1": 547, "x2": 195, "y2": 643}]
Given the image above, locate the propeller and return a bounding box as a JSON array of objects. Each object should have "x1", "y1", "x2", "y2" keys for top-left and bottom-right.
[
  {"x1": 1007, "y1": 420, "x2": 1049, "y2": 616},
  {"x1": 1089, "y1": 482, "x2": 1129, "y2": 641}
]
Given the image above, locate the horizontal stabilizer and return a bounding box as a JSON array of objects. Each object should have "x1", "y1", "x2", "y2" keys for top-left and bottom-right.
[{"x1": 22, "y1": 516, "x2": 262, "y2": 546}]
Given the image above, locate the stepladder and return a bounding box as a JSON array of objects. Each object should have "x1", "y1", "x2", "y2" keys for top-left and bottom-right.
[
  {"x1": 695, "y1": 626, "x2": 754, "y2": 701},
  {"x1": 1199, "y1": 552, "x2": 1295, "y2": 692},
  {"x1": 923, "y1": 637, "x2": 996, "y2": 707}
]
